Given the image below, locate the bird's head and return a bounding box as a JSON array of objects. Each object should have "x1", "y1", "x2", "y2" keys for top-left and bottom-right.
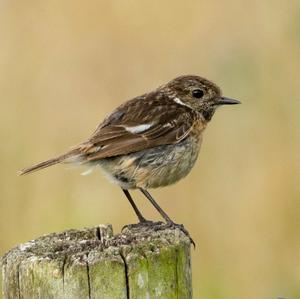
[{"x1": 164, "y1": 75, "x2": 240, "y2": 121}]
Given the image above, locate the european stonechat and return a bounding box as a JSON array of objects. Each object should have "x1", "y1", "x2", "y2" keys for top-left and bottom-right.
[{"x1": 20, "y1": 75, "x2": 240, "y2": 244}]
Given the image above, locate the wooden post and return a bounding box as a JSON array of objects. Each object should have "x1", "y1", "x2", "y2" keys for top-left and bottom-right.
[{"x1": 1, "y1": 224, "x2": 192, "y2": 298}]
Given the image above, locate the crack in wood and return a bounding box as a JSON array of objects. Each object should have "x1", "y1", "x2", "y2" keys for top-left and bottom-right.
[
  {"x1": 17, "y1": 263, "x2": 21, "y2": 299},
  {"x1": 96, "y1": 226, "x2": 101, "y2": 241},
  {"x1": 119, "y1": 252, "x2": 130, "y2": 299},
  {"x1": 62, "y1": 255, "x2": 67, "y2": 299},
  {"x1": 86, "y1": 260, "x2": 91, "y2": 299}
]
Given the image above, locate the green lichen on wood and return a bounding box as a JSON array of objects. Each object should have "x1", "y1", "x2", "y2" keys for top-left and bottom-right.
[
  {"x1": 1, "y1": 223, "x2": 192, "y2": 299},
  {"x1": 145, "y1": 244, "x2": 179, "y2": 298},
  {"x1": 120, "y1": 226, "x2": 192, "y2": 299},
  {"x1": 2, "y1": 246, "x2": 23, "y2": 299},
  {"x1": 176, "y1": 240, "x2": 192, "y2": 299},
  {"x1": 122, "y1": 244, "x2": 150, "y2": 298},
  {"x1": 63, "y1": 254, "x2": 90, "y2": 299},
  {"x1": 19, "y1": 257, "x2": 64, "y2": 299},
  {"x1": 87, "y1": 248, "x2": 127, "y2": 299}
]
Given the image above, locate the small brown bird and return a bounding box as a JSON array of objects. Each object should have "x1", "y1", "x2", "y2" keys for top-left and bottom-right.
[{"x1": 20, "y1": 75, "x2": 240, "y2": 242}]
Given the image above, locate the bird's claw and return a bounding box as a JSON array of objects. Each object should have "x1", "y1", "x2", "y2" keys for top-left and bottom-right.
[{"x1": 121, "y1": 220, "x2": 164, "y2": 232}]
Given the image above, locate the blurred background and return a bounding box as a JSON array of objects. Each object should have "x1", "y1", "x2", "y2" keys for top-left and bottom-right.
[{"x1": 1, "y1": 1, "x2": 300, "y2": 298}]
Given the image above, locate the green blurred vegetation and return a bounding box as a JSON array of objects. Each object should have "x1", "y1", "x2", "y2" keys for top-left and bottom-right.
[{"x1": 1, "y1": 1, "x2": 300, "y2": 298}]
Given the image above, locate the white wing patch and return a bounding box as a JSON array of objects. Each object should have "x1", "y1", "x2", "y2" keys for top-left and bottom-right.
[
  {"x1": 174, "y1": 97, "x2": 193, "y2": 109},
  {"x1": 125, "y1": 124, "x2": 152, "y2": 134},
  {"x1": 81, "y1": 166, "x2": 96, "y2": 176}
]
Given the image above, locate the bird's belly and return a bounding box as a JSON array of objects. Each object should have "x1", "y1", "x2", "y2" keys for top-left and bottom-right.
[{"x1": 99, "y1": 136, "x2": 202, "y2": 189}]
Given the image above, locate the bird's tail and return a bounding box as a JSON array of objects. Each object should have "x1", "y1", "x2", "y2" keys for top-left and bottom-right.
[{"x1": 19, "y1": 149, "x2": 81, "y2": 176}]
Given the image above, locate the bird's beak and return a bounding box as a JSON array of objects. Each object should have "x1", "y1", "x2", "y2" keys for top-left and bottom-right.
[{"x1": 217, "y1": 97, "x2": 241, "y2": 105}]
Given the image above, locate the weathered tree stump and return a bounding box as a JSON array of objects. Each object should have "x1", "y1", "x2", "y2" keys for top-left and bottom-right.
[{"x1": 1, "y1": 224, "x2": 192, "y2": 298}]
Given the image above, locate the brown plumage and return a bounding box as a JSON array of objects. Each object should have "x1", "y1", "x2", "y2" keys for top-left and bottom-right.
[{"x1": 20, "y1": 75, "x2": 240, "y2": 244}]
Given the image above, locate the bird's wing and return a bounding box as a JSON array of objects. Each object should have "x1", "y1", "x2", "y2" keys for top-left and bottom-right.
[{"x1": 75, "y1": 94, "x2": 198, "y2": 161}]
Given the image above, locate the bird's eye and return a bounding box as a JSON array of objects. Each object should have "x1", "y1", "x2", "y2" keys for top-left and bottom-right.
[{"x1": 192, "y1": 89, "x2": 204, "y2": 99}]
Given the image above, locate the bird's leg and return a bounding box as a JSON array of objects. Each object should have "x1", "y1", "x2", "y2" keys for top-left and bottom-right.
[
  {"x1": 122, "y1": 189, "x2": 147, "y2": 223},
  {"x1": 121, "y1": 189, "x2": 164, "y2": 232},
  {"x1": 139, "y1": 188, "x2": 173, "y2": 223},
  {"x1": 139, "y1": 188, "x2": 195, "y2": 247}
]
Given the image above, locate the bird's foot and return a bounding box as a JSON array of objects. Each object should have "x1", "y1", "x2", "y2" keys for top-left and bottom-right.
[{"x1": 122, "y1": 220, "x2": 164, "y2": 232}]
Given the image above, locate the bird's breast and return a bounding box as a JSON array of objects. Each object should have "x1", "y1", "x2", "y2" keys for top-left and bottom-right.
[{"x1": 99, "y1": 135, "x2": 203, "y2": 189}]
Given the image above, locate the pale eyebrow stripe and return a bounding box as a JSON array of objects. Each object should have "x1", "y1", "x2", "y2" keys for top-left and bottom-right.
[
  {"x1": 174, "y1": 97, "x2": 193, "y2": 109},
  {"x1": 125, "y1": 124, "x2": 152, "y2": 134}
]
